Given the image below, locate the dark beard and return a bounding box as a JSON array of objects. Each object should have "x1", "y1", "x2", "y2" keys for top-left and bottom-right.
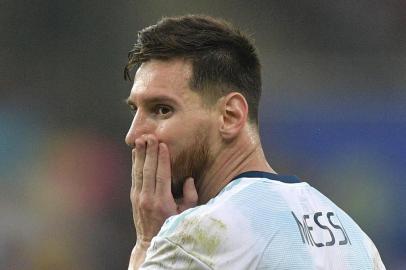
[{"x1": 170, "y1": 133, "x2": 211, "y2": 199}]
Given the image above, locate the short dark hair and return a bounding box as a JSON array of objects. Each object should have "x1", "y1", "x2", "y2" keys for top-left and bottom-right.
[{"x1": 124, "y1": 15, "x2": 262, "y2": 125}]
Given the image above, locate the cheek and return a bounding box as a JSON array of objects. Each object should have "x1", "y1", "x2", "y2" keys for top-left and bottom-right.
[
  {"x1": 155, "y1": 121, "x2": 176, "y2": 141},
  {"x1": 155, "y1": 121, "x2": 186, "y2": 151},
  {"x1": 155, "y1": 120, "x2": 199, "y2": 156}
]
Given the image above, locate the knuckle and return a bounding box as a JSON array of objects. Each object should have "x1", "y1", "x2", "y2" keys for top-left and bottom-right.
[
  {"x1": 130, "y1": 190, "x2": 138, "y2": 203},
  {"x1": 143, "y1": 167, "x2": 153, "y2": 177},
  {"x1": 139, "y1": 195, "x2": 153, "y2": 209},
  {"x1": 155, "y1": 175, "x2": 166, "y2": 184},
  {"x1": 153, "y1": 200, "x2": 163, "y2": 208},
  {"x1": 153, "y1": 201, "x2": 167, "y2": 215},
  {"x1": 130, "y1": 193, "x2": 135, "y2": 203},
  {"x1": 135, "y1": 170, "x2": 143, "y2": 179}
]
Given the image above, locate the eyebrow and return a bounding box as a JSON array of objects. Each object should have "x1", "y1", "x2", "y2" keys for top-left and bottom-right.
[
  {"x1": 125, "y1": 97, "x2": 135, "y2": 107},
  {"x1": 125, "y1": 95, "x2": 179, "y2": 107}
]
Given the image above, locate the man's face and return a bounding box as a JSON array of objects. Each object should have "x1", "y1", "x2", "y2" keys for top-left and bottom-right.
[{"x1": 125, "y1": 59, "x2": 216, "y2": 198}]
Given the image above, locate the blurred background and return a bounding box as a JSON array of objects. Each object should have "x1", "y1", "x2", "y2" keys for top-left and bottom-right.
[{"x1": 1, "y1": 0, "x2": 405, "y2": 269}]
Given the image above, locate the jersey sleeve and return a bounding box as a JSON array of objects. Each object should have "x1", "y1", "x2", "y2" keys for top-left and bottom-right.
[{"x1": 139, "y1": 236, "x2": 212, "y2": 270}]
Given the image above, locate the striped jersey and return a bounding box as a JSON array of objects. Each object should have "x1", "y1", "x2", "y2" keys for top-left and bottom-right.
[{"x1": 140, "y1": 171, "x2": 386, "y2": 269}]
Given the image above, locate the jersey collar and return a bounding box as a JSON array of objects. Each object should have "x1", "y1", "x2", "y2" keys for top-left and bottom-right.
[{"x1": 231, "y1": 171, "x2": 301, "y2": 184}]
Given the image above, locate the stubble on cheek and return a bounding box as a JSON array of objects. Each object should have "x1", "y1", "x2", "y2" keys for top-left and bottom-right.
[{"x1": 170, "y1": 133, "x2": 211, "y2": 199}]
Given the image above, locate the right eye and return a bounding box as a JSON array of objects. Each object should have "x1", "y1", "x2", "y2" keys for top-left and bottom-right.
[{"x1": 152, "y1": 104, "x2": 174, "y2": 119}]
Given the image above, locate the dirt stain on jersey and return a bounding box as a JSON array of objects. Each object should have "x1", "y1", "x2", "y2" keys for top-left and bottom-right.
[{"x1": 171, "y1": 216, "x2": 227, "y2": 268}]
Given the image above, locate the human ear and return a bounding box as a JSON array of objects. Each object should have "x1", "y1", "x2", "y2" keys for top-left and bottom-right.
[{"x1": 218, "y1": 92, "x2": 248, "y2": 140}]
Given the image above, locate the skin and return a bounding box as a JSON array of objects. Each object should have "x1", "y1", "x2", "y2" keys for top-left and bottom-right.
[{"x1": 125, "y1": 58, "x2": 275, "y2": 269}]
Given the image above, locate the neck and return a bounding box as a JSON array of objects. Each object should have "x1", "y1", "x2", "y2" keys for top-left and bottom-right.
[{"x1": 197, "y1": 132, "x2": 276, "y2": 204}]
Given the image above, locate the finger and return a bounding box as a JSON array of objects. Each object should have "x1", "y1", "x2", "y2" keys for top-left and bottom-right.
[
  {"x1": 155, "y1": 143, "x2": 172, "y2": 196},
  {"x1": 134, "y1": 137, "x2": 146, "y2": 191},
  {"x1": 178, "y1": 177, "x2": 198, "y2": 213},
  {"x1": 142, "y1": 135, "x2": 158, "y2": 193}
]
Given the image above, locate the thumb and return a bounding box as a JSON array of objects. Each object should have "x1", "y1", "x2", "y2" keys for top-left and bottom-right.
[{"x1": 177, "y1": 177, "x2": 198, "y2": 213}]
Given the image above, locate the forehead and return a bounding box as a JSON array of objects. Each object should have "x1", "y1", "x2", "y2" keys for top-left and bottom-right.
[{"x1": 129, "y1": 59, "x2": 196, "y2": 103}]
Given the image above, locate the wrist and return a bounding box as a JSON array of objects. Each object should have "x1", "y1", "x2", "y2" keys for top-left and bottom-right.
[
  {"x1": 129, "y1": 241, "x2": 151, "y2": 270},
  {"x1": 135, "y1": 239, "x2": 151, "y2": 251}
]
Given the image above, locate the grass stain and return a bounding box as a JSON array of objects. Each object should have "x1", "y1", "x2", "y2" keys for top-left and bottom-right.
[{"x1": 168, "y1": 215, "x2": 228, "y2": 268}]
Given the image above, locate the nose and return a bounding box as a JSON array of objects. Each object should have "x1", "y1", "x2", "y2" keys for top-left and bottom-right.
[
  {"x1": 125, "y1": 111, "x2": 153, "y2": 148},
  {"x1": 125, "y1": 120, "x2": 136, "y2": 148}
]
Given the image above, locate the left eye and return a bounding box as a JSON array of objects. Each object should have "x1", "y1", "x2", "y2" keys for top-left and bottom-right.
[{"x1": 155, "y1": 105, "x2": 172, "y2": 116}]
